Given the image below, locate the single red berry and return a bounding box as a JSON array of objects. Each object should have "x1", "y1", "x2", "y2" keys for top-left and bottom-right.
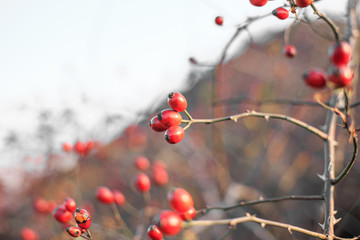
[
  {"x1": 272, "y1": 7, "x2": 289, "y2": 20},
  {"x1": 75, "y1": 208, "x2": 92, "y2": 229},
  {"x1": 95, "y1": 186, "x2": 115, "y2": 204},
  {"x1": 302, "y1": 68, "x2": 327, "y2": 89},
  {"x1": 165, "y1": 126, "x2": 184, "y2": 144},
  {"x1": 295, "y1": 0, "x2": 313, "y2": 7},
  {"x1": 189, "y1": 57, "x2": 197, "y2": 65},
  {"x1": 134, "y1": 155, "x2": 150, "y2": 171},
  {"x1": 328, "y1": 65, "x2": 353, "y2": 88},
  {"x1": 154, "y1": 210, "x2": 182, "y2": 236},
  {"x1": 62, "y1": 142, "x2": 73, "y2": 153},
  {"x1": 34, "y1": 197, "x2": 50, "y2": 214},
  {"x1": 157, "y1": 109, "x2": 182, "y2": 128},
  {"x1": 47, "y1": 200, "x2": 57, "y2": 213},
  {"x1": 152, "y1": 167, "x2": 169, "y2": 186},
  {"x1": 147, "y1": 225, "x2": 163, "y2": 240},
  {"x1": 66, "y1": 226, "x2": 82, "y2": 238},
  {"x1": 113, "y1": 190, "x2": 126, "y2": 206},
  {"x1": 168, "y1": 188, "x2": 194, "y2": 213},
  {"x1": 249, "y1": 0, "x2": 268, "y2": 7},
  {"x1": 74, "y1": 141, "x2": 86, "y2": 155},
  {"x1": 178, "y1": 206, "x2": 196, "y2": 221},
  {"x1": 283, "y1": 44, "x2": 297, "y2": 58},
  {"x1": 84, "y1": 140, "x2": 94, "y2": 156},
  {"x1": 53, "y1": 205, "x2": 73, "y2": 223},
  {"x1": 215, "y1": 16, "x2": 223, "y2": 26},
  {"x1": 150, "y1": 116, "x2": 168, "y2": 132},
  {"x1": 21, "y1": 227, "x2": 39, "y2": 240},
  {"x1": 168, "y1": 92, "x2": 187, "y2": 112},
  {"x1": 328, "y1": 41, "x2": 352, "y2": 66},
  {"x1": 64, "y1": 197, "x2": 77, "y2": 213},
  {"x1": 135, "y1": 173, "x2": 151, "y2": 192}
]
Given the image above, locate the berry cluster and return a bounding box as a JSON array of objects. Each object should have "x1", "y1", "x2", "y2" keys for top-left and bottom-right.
[
  {"x1": 62, "y1": 140, "x2": 95, "y2": 157},
  {"x1": 150, "y1": 92, "x2": 187, "y2": 144},
  {"x1": 147, "y1": 188, "x2": 195, "y2": 239},
  {"x1": 303, "y1": 41, "x2": 353, "y2": 89}
]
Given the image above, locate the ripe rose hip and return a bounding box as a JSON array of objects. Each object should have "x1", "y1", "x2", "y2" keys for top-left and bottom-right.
[
  {"x1": 84, "y1": 140, "x2": 94, "y2": 155},
  {"x1": 21, "y1": 227, "x2": 39, "y2": 240},
  {"x1": 154, "y1": 210, "x2": 183, "y2": 236},
  {"x1": 302, "y1": 68, "x2": 327, "y2": 89},
  {"x1": 62, "y1": 142, "x2": 73, "y2": 153},
  {"x1": 150, "y1": 116, "x2": 167, "y2": 132},
  {"x1": 64, "y1": 197, "x2": 77, "y2": 213},
  {"x1": 272, "y1": 7, "x2": 289, "y2": 20},
  {"x1": 113, "y1": 190, "x2": 126, "y2": 206},
  {"x1": 34, "y1": 197, "x2": 50, "y2": 214},
  {"x1": 152, "y1": 167, "x2": 169, "y2": 186},
  {"x1": 135, "y1": 173, "x2": 151, "y2": 192},
  {"x1": 134, "y1": 155, "x2": 150, "y2": 171},
  {"x1": 53, "y1": 205, "x2": 72, "y2": 223},
  {"x1": 283, "y1": 44, "x2": 297, "y2": 58},
  {"x1": 328, "y1": 41, "x2": 352, "y2": 66},
  {"x1": 147, "y1": 225, "x2": 163, "y2": 240},
  {"x1": 95, "y1": 186, "x2": 114, "y2": 204},
  {"x1": 179, "y1": 206, "x2": 196, "y2": 221},
  {"x1": 249, "y1": 0, "x2": 268, "y2": 7},
  {"x1": 168, "y1": 92, "x2": 187, "y2": 112},
  {"x1": 168, "y1": 188, "x2": 194, "y2": 213},
  {"x1": 165, "y1": 126, "x2": 184, "y2": 144},
  {"x1": 75, "y1": 208, "x2": 92, "y2": 229},
  {"x1": 295, "y1": 0, "x2": 313, "y2": 7},
  {"x1": 328, "y1": 65, "x2": 353, "y2": 88},
  {"x1": 74, "y1": 140, "x2": 86, "y2": 155},
  {"x1": 66, "y1": 226, "x2": 82, "y2": 238},
  {"x1": 158, "y1": 109, "x2": 182, "y2": 128},
  {"x1": 215, "y1": 16, "x2": 223, "y2": 26}
]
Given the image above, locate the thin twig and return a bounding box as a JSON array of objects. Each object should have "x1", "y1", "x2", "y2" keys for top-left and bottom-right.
[
  {"x1": 310, "y1": 3, "x2": 340, "y2": 42},
  {"x1": 331, "y1": 134, "x2": 358, "y2": 185},
  {"x1": 200, "y1": 195, "x2": 324, "y2": 213},
  {"x1": 182, "y1": 110, "x2": 328, "y2": 140}
]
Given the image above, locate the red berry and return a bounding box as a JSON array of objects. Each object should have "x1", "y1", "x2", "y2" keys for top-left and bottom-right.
[
  {"x1": 328, "y1": 65, "x2": 353, "y2": 88},
  {"x1": 152, "y1": 167, "x2": 169, "y2": 186},
  {"x1": 135, "y1": 173, "x2": 151, "y2": 192},
  {"x1": 272, "y1": 7, "x2": 289, "y2": 20},
  {"x1": 66, "y1": 226, "x2": 82, "y2": 238},
  {"x1": 95, "y1": 186, "x2": 114, "y2": 204},
  {"x1": 84, "y1": 140, "x2": 94, "y2": 155},
  {"x1": 53, "y1": 205, "x2": 72, "y2": 223},
  {"x1": 154, "y1": 210, "x2": 182, "y2": 236},
  {"x1": 168, "y1": 188, "x2": 194, "y2": 213},
  {"x1": 62, "y1": 142, "x2": 73, "y2": 153},
  {"x1": 74, "y1": 141, "x2": 86, "y2": 155},
  {"x1": 64, "y1": 197, "x2": 77, "y2": 213},
  {"x1": 150, "y1": 116, "x2": 168, "y2": 132},
  {"x1": 75, "y1": 208, "x2": 92, "y2": 229},
  {"x1": 189, "y1": 57, "x2": 197, "y2": 65},
  {"x1": 33, "y1": 197, "x2": 50, "y2": 214},
  {"x1": 165, "y1": 126, "x2": 184, "y2": 144},
  {"x1": 215, "y1": 16, "x2": 223, "y2": 26},
  {"x1": 113, "y1": 190, "x2": 126, "y2": 206},
  {"x1": 168, "y1": 92, "x2": 187, "y2": 112},
  {"x1": 283, "y1": 44, "x2": 297, "y2": 58},
  {"x1": 21, "y1": 227, "x2": 39, "y2": 240},
  {"x1": 302, "y1": 68, "x2": 327, "y2": 89},
  {"x1": 157, "y1": 109, "x2": 182, "y2": 128},
  {"x1": 147, "y1": 225, "x2": 163, "y2": 240},
  {"x1": 295, "y1": 0, "x2": 313, "y2": 7},
  {"x1": 328, "y1": 41, "x2": 352, "y2": 66},
  {"x1": 178, "y1": 206, "x2": 196, "y2": 221},
  {"x1": 249, "y1": 0, "x2": 268, "y2": 7},
  {"x1": 134, "y1": 155, "x2": 150, "y2": 171}
]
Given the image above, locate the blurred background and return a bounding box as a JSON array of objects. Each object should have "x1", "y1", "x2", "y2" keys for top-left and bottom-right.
[{"x1": 0, "y1": 0, "x2": 358, "y2": 239}]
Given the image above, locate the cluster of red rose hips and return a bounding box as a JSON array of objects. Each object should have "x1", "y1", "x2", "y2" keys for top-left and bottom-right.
[
  {"x1": 52, "y1": 197, "x2": 92, "y2": 239},
  {"x1": 147, "y1": 188, "x2": 195, "y2": 239},
  {"x1": 62, "y1": 140, "x2": 95, "y2": 157},
  {"x1": 303, "y1": 41, "x2": 353, "y2": 89},
  {"x1": 150, "y1": 92, "x2": 188, "y2": 144}
]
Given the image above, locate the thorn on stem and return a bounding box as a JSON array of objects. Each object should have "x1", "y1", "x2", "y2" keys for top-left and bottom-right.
[{"x1": 261, "y1": 223, "x2": 266, "y2": 228}]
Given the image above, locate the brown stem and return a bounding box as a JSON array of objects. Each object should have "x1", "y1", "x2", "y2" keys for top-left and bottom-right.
[{"x1": 310, "y1": 3, "x2": 339, "y2": 42}]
